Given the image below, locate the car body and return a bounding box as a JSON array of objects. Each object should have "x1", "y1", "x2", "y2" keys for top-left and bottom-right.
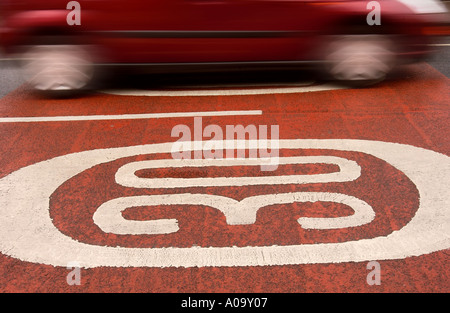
[{"x1": 0, "y1": 0, "x2": 449, "y2": 94}]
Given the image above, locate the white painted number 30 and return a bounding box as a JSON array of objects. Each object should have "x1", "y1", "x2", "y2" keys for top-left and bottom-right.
[{"x1": 0, "y1": 139, "x2": 449, "y2": 268}]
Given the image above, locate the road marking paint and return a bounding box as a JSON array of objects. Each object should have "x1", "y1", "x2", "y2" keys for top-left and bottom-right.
[
  {"x1": 156, "y1": 81, "x2": 316, "y2": 89},
  {"x1": 99, "y1": 155, "x2": 370, "y2": 232},
  {"x1": 94, "y1": 195, "x2": 181, "y2": 235},
  {"x1": 115, "y1": 156, "x2": 361, "y2": 189},
  {"x1": 101, "y1": 83, "x2": 346, "y2": 97},
  {"x1": 0, "y1": 139, "x2": 449, "y2": 268},
  {"x1": 93, "y1": 193, "x2": 375, "y2": 236},
  {"x1": 0, "y1": 110, "x2": 262, "y2": 123}
]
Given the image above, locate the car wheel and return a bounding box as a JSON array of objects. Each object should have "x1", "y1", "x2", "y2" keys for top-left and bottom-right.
[
  {"x1": 323, "y1": 34, "x2": 396, "y2": 86},
  {"x1": 21, "y1": 44, "x2": 95, "y2": 96}
]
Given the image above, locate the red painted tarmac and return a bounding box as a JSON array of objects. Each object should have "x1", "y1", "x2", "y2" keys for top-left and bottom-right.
[{"x1": 0, "y1": 63, "x2": 448, "y2": 292}]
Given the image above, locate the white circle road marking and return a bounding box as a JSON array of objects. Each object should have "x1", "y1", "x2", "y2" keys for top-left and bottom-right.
[{"x1": 0, "y1": 139, "x2": 449, "y2": 268}]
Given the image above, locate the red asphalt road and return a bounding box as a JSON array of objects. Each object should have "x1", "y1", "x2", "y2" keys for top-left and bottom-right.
[{"x1": 0, "y1": 63, "x2": 448, "y2": 292}]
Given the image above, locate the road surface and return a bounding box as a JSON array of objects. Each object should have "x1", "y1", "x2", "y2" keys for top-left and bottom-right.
[{"x1": 0, "y1": 43, "x2": 448, "y2": 294}]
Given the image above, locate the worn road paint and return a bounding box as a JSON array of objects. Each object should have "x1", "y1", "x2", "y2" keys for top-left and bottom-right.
[
  {"x1": 101, "y1": 83, "x2": 345, "y2": 97},
  {"x1": 0, "y1": 110, "x2": 262, "y2": 123},
  {"x1": 0, "y1": 139, "x2": 448, "y2": 268}
]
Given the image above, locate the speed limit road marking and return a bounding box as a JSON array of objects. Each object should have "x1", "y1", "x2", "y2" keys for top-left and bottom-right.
[{"x1": 0, "y1": 139, "x2": 448, "y2": 268}]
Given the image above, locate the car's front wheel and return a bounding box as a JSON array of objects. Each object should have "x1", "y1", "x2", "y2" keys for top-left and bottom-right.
[
  {"x1": 323, "y1": 34, "x2": 396, "y2": 86},
  {"x1": 20, "y1": 44, "x2": 95, "y2": 96}
]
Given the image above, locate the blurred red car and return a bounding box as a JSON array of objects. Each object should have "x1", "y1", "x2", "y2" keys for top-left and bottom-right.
[{"x1": 0, "y1": 0, "x2": 449, "y2": 94}]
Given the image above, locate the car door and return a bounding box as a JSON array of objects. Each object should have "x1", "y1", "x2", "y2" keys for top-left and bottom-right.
[
  {"x1": 92, "y1": 0, "x2": 183, "y2": 63},
  {"x1": 174, "y1": 0, "x2": 318, "y2": 62},
  {"x1": 93, "y1": 0, "x2": 317, "y2": 63}
]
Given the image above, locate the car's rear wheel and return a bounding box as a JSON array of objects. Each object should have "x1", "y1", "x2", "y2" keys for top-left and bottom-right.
[
  {"x1": 323, "y1": 34, "x2": 396, "y2": 86},
  {"x1": 21, "y1": 44, "x2": 95, "y2": 96}
]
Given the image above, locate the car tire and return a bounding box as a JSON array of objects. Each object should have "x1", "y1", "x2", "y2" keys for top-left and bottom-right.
[
  {"x1": 20, "y1": 43, "x2": 95, "y2": 97},
  {"x1": 323, "y1": 34, "x2": 396, "y2": 86}
]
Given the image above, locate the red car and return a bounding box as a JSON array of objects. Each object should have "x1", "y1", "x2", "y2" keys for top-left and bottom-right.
[{"x1": 0, "y1": 0, "x2": 449, "y2": 94}]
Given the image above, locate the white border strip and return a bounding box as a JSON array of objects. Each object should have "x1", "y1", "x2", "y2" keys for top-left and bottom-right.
[
  {"x1": 100, "y1": 84, "x2": 345, "y2": 97},
  {"x1": 0, "y1": 110, "x2": 262, "y2": 123}
]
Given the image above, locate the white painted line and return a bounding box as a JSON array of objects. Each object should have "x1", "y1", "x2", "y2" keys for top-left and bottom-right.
[
  {"x1": 0, "y1": 110, "x2": 262, "y2": 123},
  {"x1": 101, "y1": 83, "x2": 346, "y2": 97},
  {"x1": 159, "y1": 81, "x2": 316, "y2": 89},
  {"x1": 429, "y1": 43, "x2": 450, "y2": 47}
]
